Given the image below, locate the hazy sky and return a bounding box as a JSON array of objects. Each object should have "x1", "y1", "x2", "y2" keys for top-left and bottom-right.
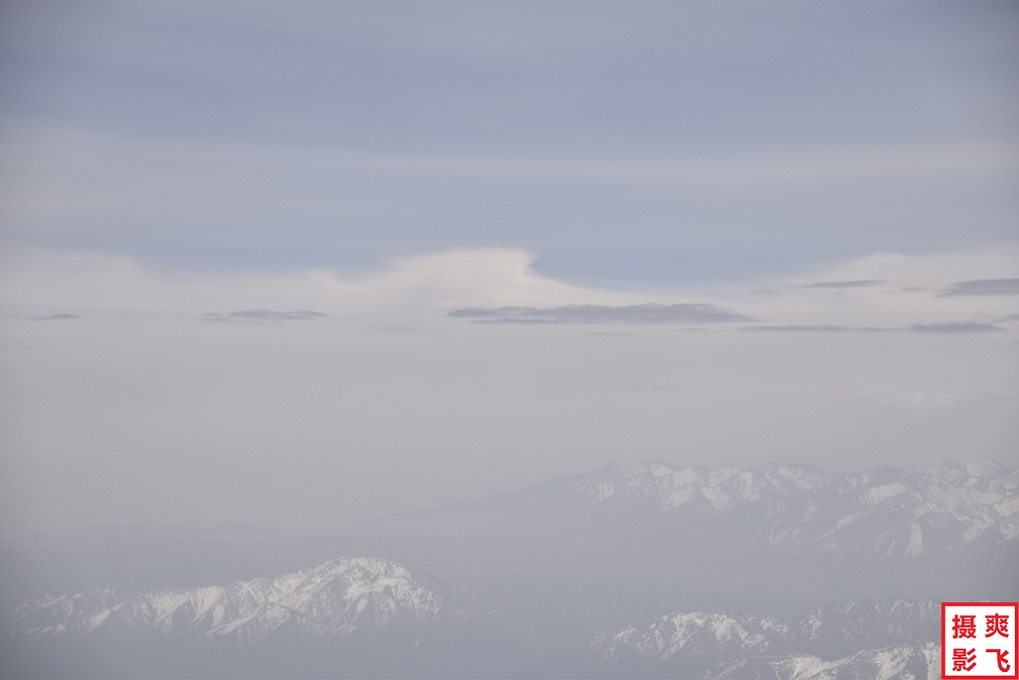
[{"x1": 1, "y1": 1, "x2": 1017, "y2": 537}]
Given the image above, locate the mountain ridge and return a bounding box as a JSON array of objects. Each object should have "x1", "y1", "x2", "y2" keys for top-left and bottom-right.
[
  {"x1": 373, "y1": 457, "x2": 1019, "y2": 559},
  {"x1": 8, "y1": 561, "x2": 946, "y2": 680},
  {"x1": 11, "y1": 556, "x2": 459, "y2": 643}
]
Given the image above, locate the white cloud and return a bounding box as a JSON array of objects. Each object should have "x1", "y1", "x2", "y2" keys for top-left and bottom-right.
[
  {"x1": 712, "y1": 243, "x2": 1019, "y2": 330},
  {"x1": 2, "y1": 243, "x2": 1017, "y2": 343},
  {"x1": 0, "y1": 246, "x2": 724, "y2": 323}
]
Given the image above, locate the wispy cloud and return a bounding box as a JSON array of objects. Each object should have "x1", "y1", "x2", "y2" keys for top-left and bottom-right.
[
  {"x1": 938, "y1": 279, "x2": 1019, "y2": 297},
  {"x1": 909, "y1": 322, "x2": 1006, "y2": 333},
  {"x1": 796, "y1": 280, "x2": 886, "y2": 290},
  {"x1": 448, "y1": 303, "x2": 751, "y2": 325},
  {"x1": 748, "y1": 321, "x2": 1010, "y2": 334},
  {"x1": 32, "y1": 314, "x2": 82, "y2": 321},
  {"x1": 746, "y1": 324, "x2": 860, "y2": 333},
  {"x1": 202, "y1": 310, "x2": 327, "y2": 323}
]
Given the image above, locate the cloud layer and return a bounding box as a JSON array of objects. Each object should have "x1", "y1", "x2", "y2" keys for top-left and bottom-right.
[
  {"x1": 448, "y1": 303, "x2": 751, "y2": 325},
  {"x1": 938, "y1": 278, "x2": 1019, "y2": 297},
  {"x1": 203, "y1": 310, "x2": 328, "y2": 323},
  {"x1": 0, "y1": 245, "x2": 1016, "y2": 538}
]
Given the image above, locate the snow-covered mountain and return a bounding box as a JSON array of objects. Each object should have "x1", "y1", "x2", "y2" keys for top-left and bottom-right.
[
  {"x1": 10, "y1": 556, "x2": 455, "y2": 643},
  {"x1": 710, "y1": 642, "x2": 939, "y2": 680},
  {"x1": 584, "y1": 600, "x2": 939, "y2": 679},
  {"x1": 4, "y1": 459, "x2": 1015, "y2": 620},
  {"x1": 337, "y1": 457, "x2": 1015, "y2": 612},
  {"x1": 2, "y1": 458, "x2": 1015, "y2": 678},
  {"x1": 489, "y1": 457, "x2": 1019, "y2": 557},
  {"x1": 7, "y1": 559, "x2": 945, "y2": 680},
  {"x1": 4, "y1": 557, "x2": 484, "y2": 679}
]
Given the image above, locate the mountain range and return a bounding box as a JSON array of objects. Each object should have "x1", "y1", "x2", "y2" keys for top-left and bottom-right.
[
  {"x1": 2, "y1": 457, "x2": 1016, "y2": 678},
  {"x1": 6, "y1": 555, "x2": 943, "y2": 679}
]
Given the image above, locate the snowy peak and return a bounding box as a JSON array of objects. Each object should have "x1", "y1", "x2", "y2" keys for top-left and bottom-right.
[
  {"x1": 574, "y1": 459, "x2": 845, "y2": 510},
  {"x1": 586, "y1": 600, "x2": 939, "y2": 678},
  {"x1": 11, "y1": 556, "x2": 453, "y2": 643},
  {"x1": 567, "y1": 459, "x2": 831, "y2": 511},
  {"x1": 580, "y1": 458, "x2": 702, "y2": 505},
  {"x1": 507, "y1": 457, "x2": 1017, "y2": 557},
  {"x1": 714, "y1": 641, "x2": 940, "y2": 680}
]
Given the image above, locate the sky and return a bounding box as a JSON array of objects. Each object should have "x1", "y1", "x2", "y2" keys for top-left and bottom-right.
[{"x1": 0, "y1": 1, "x2": 1017, "y2": 538}]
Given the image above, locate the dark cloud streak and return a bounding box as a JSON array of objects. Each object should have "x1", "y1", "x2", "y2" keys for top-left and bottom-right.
[
  {"x1": 746, "y1": 324, "x2": 858, "y2": 332},
  {"x1": 797, "y1": 280, "x2": 886, "y2": 289},
  {"x1": 202, "y1": 310, "x2": 328, "y2": 323},
  {"x1": 909, "y1": 322, "x2": 1006, "y2": 333},
  {"x1": 938, "y1": 279, "x2": 1019, "y2": 297},
  {"x1": 32, "y1": 314, "x2": 82, "y2": 321},
  {"x1": 748, "y1": 322, "x2": 1010, "y2": 334},
  {"x1": 448, "y1": 303, "x2": 751, "y2": 325}
]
